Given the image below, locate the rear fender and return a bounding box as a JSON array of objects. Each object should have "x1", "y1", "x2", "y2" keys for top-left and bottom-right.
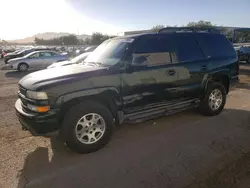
[{"x1": 203, "y1": 69, "x2": 230, "y2": 92}]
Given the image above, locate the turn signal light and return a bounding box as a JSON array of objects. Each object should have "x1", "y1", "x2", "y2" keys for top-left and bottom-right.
[
  {"x1": 37, "y1": 106, "x2": 50, "y2": 113},
  {"x1": 27, "y1": 104, "x2": 50, "y2": 112}
]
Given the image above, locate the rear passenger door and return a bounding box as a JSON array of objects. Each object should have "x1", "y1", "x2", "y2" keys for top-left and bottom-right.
[{"x1": 170, "y1": 34, "x2": 207, "y2": 99}]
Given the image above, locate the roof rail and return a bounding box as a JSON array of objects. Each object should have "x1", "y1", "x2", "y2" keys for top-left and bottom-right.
[{"x1": 158, "y1": 27, "x2": 221, "y2": 34}]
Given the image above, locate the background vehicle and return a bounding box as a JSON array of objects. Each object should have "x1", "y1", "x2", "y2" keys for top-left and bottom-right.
[
  {"x1": 1, "y1": 49, "x2": 15, "y2": 59},
  {"x1": 4, "y1": 47, "x2": 51, "y2": 63},
  {"x1": 8, "y1": 50, "x2": 68, "y2": 71},
  {"x1": 83, "y1": 45, "x2": 97, "y2": 52},
  {"x1": 47, "y1": 52, "x2": 92, "y2": 68},
  {"x1": 236, "y1": 46, "x2": 250, "y2": 63},
  {"x1": 15, "y1": 28, "x2": 238, "y2": 153}
]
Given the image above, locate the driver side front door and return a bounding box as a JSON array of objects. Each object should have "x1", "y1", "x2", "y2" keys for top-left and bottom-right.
[
  {"x1": 27, "y1": 52, "x2": 41, "y2": 69},
  {"x1": 121, "y1": 35, "x2": 178, "y2": 115}
]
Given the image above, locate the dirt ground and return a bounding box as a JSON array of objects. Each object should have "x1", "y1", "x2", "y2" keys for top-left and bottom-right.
[{"x1": 1, "y1": 61, "x2": 250, "y2": 188}]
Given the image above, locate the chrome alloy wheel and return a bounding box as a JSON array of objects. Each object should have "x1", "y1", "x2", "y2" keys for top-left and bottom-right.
[
  {"x1": 208, "y1": 89, "x2": 223, "y2": 111},
  {"x1": 75, "y1": 113, "x2": 106, "y2": 144},
  {"x1": 19, "y1": 64, "x2": 28, "y2": 71}
]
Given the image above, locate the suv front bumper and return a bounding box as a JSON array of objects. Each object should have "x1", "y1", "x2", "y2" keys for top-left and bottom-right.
[{"x1": 15, "y1": 99, "x2": 60, "y2": 136}]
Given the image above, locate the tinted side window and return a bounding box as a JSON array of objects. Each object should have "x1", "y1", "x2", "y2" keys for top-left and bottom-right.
[
  {"x1": 134, "y1": 36, "x2": 176, "y2": 65},
  {"x1": 29, "y1": 52, "x2": 40, "y2": 58},
  {"x1": 175, "y1": 35, "x2": 204, "y2": 62},
  {"x1": 40, "y1": 52, "x2": 52, "y2": 57},
  {"x1": 50, "y1": 52, "x2": 58, "y2": 56},
  {"x1": 197, "y1": 33, "x2": 235, "y2": 57}
]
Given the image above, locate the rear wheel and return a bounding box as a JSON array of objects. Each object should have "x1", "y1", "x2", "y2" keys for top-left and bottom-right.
[
  {"x1": 199, "y1": 82, "x2": 226, "y2": 116},
  {"x1": 18, "y1": 63, "x2": 29, "y2": 72},
  {"x1": 61, "y1": 101, "x2": 114, "y2": 153}
]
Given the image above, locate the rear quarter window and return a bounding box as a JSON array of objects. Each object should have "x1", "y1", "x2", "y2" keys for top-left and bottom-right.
[
  {"x1": 175, "y1": 34, "x2": 205, "y2": 62},
  {"x1": 197, "y1": 33, "x2": 236, "y2": 58}
]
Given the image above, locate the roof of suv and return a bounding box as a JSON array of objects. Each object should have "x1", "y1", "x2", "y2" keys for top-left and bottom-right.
[{"x1": 118, "y1": 30, "x2": 224, "y2": 40}]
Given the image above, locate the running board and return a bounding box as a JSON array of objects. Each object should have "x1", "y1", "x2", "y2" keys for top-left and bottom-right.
[{"x1": 122, "y1": 99, "x2": 200, "y2": 124}]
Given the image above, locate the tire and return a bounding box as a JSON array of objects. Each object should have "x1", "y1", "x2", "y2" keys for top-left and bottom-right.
[
  {"x1": 199, "y1": 82, "x2": 226, "y2": 116},
  {"x1": 60, "y1": 101, "x2": 114, "y2": 154},
  {"x1": 18, "y1": 63, "x2": 29, "y2": 72}
]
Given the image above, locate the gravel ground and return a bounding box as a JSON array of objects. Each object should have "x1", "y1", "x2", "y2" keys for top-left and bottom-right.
[{"x1": 1, "y1": 61, "x2": 250, "y2": 188}]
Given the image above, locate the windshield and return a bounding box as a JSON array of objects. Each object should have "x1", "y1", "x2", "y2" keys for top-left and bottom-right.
[
  {"x1": 84, "y1": 38, "x2": 133, "y2": 66},
  {"x1": 71, "y1": 52, "x2": 90, "y2": 64}
]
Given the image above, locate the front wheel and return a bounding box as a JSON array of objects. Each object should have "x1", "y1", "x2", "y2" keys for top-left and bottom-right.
[
  {"x1": 199, "y1": 82, "x2": 226, "y2": 116},
  {"x1": 18, "y1": 63, "x2": 29, "y2": 72},
  {"x1": 61, "y1": 101, "x2": 114, "y2": 153}
]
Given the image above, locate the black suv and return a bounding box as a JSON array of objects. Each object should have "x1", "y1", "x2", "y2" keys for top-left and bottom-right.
[{"x1": 15, "y1": 28, "x2": 239, "y2": 153}]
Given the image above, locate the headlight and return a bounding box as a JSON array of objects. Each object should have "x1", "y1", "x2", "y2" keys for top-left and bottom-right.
[{"x1": 26, "y1": 91, "x2": 48, "y2": 100}]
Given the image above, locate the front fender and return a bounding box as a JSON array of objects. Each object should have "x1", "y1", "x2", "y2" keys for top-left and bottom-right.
[{"x1": 55, "y1": 87, "x2": 121, "y2": 107}]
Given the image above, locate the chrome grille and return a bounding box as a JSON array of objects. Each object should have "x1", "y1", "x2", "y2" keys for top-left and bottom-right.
[{"x1": 19, "y1": 85, "x2": 26, "y2": 96}]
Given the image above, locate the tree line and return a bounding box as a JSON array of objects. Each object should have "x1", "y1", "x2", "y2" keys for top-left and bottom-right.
[
  {"x1": 34, "y1": 32, "x2": 115, "y2": 45},
  {"x1": 34, "y1": 20, "x2": 250, "y2": 45}
]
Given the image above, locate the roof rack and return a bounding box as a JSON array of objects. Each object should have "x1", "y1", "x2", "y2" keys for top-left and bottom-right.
[{"x1": 158, "y1": 27, "x2": 221, "y2": 34}]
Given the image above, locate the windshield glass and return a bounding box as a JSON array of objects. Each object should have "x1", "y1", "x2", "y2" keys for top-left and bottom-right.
[
  {"x1": 71, "y1": 52, "x2": 90, "y2": 64},
  {"x1": 84, "y1": 38, "x2": 133, "y2": 66}
]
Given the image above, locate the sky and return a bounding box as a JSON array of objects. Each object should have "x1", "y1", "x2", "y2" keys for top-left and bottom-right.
[{"x1": 0, "y1": 0, "x2": 249, "y2": 40}]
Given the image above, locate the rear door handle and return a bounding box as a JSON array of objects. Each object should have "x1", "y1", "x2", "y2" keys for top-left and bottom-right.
[{"x1": 167, "y1": 70, "x2": 176, "y2": 76}]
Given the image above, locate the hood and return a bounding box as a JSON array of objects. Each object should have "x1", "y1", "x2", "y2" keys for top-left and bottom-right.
[
  {"x1": 19, "y1": 64, "x2": 107, "y2": 90},
  {"x1": 8, "y1": 56, "x2": 26, "y2": 64},
  {"x1": 5, "y1": 52, "x2": 16, "y2": 56},
  {"x1": 5, "y1": 53, "x2": 22, "y2": 59},
  {"x1": 47, "y1": 60, "x2": 70, "y2": 68}
]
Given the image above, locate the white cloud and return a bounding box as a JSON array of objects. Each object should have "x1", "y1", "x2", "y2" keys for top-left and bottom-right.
[{"x1": 0, "y1": 0, "x2": 125, "y2": 40}]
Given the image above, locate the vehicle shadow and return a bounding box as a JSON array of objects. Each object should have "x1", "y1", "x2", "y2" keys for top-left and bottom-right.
[
  {"x1": 5, "y1": 71, "x2": 36, "y2": 79},
  {"x1": 16, "y1": 135, "x2": 70, "y2": 188},
  {"x1": 16, "y1": 108, "x2": 250, "y2": 188}
]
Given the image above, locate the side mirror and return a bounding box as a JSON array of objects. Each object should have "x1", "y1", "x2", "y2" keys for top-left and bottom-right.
[{"x1": 132, "y1": 55, "x2": 148, "y2": 66}]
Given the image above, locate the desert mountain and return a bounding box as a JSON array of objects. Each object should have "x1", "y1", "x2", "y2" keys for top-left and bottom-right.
[{"x1": 7, "y1": 32, "x2": 90, "y2": 44}]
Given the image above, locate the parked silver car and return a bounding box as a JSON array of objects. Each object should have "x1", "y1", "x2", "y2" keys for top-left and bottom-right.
[{"x1": 6, "y1": 50, "x2": 68, "y2": 71}]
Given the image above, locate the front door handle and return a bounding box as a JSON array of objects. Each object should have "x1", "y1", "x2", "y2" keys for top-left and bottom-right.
[{"x1": 167, "y1": 70, "x2": 176, "y2": 76}]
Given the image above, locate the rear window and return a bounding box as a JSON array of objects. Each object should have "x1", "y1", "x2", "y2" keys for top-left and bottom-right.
[
  {"x1": 197, "y1": 33, "x2": 235, "y2": 58},
  {"x1": 175, "y1": 34, "x2": 204, "y2": 62}
]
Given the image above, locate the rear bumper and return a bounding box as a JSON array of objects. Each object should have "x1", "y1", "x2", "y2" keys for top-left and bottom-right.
[
  {"x1": 15, "y1": 99, "x2": 60, "y2": 136},
  {"x1": 229, "y1": 75, "x2": 239, "y2": 91}
]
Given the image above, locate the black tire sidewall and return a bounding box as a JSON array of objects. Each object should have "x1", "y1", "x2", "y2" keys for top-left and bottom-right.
[
  {"x1": 61, "y1": 101, "x2": 114, "y2": 153},
  {"x1": 200, "y1": 82, "x2": 226, "y2": 116}
]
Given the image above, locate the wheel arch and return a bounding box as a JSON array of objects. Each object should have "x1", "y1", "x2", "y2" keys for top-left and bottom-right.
[
  {"x1": 17, "y1": 62, "x2": 29, "y2": 70},
  {"x1": 57, "y1": 89, "x2": 121, "y2": 125},
  {"x1": 205, "y1": 71, "x2": 230, "y2": 94}
]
